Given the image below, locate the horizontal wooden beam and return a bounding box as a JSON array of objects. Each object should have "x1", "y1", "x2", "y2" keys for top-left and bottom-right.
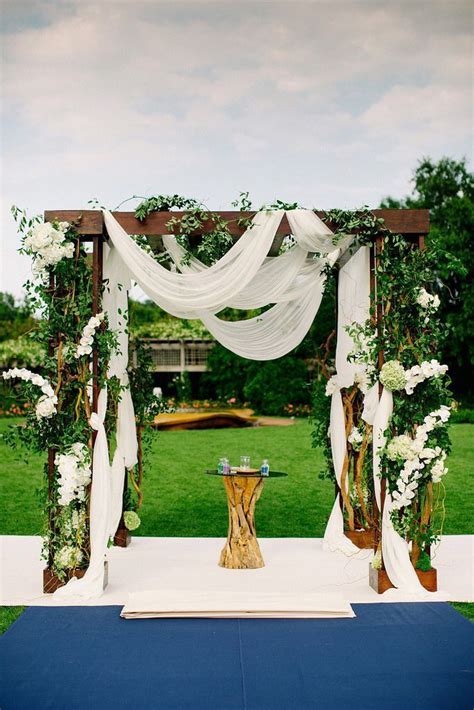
[{"x1": 44, "y1": 208, "x2": 429, "y2": 238}]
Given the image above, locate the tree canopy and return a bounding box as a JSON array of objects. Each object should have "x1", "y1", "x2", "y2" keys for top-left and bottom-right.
[{"x1": 381, "y1": 157, "x2": 473, "y2": 399}]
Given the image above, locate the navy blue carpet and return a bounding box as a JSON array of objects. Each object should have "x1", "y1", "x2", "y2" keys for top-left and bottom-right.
[{"x1": 1, "y1": 603, "x2": 473, "y2": 710}]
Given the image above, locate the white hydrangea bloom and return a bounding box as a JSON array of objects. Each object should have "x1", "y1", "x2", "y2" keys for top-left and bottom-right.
[
  {"x1": 386, "y1": 434, "x2": 416, "y2": 461},
  {"x1": 55, "y1": 545, "x2": 83, "y2": 570}
]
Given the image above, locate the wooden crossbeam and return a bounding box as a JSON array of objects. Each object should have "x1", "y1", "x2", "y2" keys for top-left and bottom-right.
[{"x1": 44, "y1": 208, "x2": 430, "y2": 240}]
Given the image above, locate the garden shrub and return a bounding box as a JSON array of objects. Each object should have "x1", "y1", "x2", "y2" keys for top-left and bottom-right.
[
  {"x1": 243, "y1": 357, "x2": 311, "y2": 415},
  {"x1": 200, "y1": 344, "x2": 251, "y2": 402}
]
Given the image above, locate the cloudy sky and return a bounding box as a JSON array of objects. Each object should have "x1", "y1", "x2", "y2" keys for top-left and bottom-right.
[{"x1": 1, "y1": 0, "x2": 472, "y2": 297}]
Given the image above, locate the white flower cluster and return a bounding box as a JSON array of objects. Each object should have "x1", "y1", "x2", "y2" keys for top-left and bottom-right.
[
  {"x1": 431, "y1": 452, "x2": 448, "y2": 483},
  {"x1": 2, "y1": 368, "x2": 57, "y2": 420},
  {"x1": 348, "y1": 426, "x2": 364, "y2": 450},
  {"x1": 23, "y1": 221, "x2": 74, "y2": 278},
  {"x1": 388, "y1": 406, "x2": 451, "y2": 510},
  {"x1": 325, "y1": 367, "x2": 369, "y2": 398},
  {"x1": 416, "y1": 288, "x2": 440, "y2": 311},
  {"x1": 353, "y1": 367, "x2": 370, "y2": 395},
  {"x1": 75, "y1": 312, "x2": 105, "y2": 358},
  {"x1": 55, "y1": 442, "x2": 92, "y2": 506},
  {"x1": 55, "y1": 545, "x2": 83, "y2": 570},
  {"x1": 325, "y1": 375, "x2": 339, "y2": 396},
  {"x1": 404, "y1": 359, "x2": 448, "y2": 395}
]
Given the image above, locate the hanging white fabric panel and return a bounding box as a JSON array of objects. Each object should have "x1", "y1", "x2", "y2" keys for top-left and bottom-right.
[
  {"x1": 323, "y1": 246, "x2": 370, "y2": 554},
  {"x1": 102, "y1": 245, "x2": 138, "y2": 538}
]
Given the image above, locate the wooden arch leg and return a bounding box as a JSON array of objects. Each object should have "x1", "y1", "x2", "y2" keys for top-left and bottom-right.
[{"x1": 219, "y1": 476, "x2": 265, "y2": 569}]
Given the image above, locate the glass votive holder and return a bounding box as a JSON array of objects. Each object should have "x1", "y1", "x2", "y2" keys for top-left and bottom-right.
[{"x1": 240, "y1": 455, "x2": 250, "y2": 470}]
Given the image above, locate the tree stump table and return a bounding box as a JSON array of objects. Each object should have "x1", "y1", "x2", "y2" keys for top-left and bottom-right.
[{"x1": 205, "y1": 469, "x2": 287, "y2": 569}]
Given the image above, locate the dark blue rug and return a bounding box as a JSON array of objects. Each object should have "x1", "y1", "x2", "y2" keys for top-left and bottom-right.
[{"x1": 1, "y1": 603, "x2": 473, "y2": 709}]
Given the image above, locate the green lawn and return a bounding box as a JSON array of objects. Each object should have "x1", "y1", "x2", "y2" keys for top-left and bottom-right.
[
  {"x1": 0, "y1": 419, "x2": 473, "y2": 537},
  {"x1": 0, "y1": 418, "x2": 472, "y2": 633}
]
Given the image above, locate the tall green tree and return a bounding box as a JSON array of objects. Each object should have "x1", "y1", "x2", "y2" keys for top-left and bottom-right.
[
  {"x1": 381, "y1": 157, "x2": 473, "y2": 398},
  {"x1": 0, "y1": 292, "x2": 36, "y2": 342}
]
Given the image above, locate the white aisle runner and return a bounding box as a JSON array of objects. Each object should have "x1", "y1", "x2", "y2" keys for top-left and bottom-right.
[{"x1": 1, "y1": 536, "x2": 472, "y2": 613}]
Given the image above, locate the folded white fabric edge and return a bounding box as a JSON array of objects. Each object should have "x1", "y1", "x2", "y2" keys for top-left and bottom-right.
[{"x1": 120, "y1": 590, "x2": 355, "y2": 619}]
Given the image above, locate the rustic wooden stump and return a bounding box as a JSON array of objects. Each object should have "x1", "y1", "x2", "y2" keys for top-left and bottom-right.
[{"x1": 219, "y1": 475, "x2": 265, "y2": 569}]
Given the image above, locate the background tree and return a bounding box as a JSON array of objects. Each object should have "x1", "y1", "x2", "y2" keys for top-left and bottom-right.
[
  {"x1": 0, "y1": 292, "x2": 36, "y2": 342},
  {"x1": 381, "y1": 157, "x2": 473, "y2": 400}
]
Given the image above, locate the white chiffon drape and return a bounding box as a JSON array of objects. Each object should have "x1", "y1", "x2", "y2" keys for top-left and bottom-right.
[
  {"x1": 323, "y1": 246, "x2": 370, "y2": 554},
  {"x1": 103, "y1": 209, "x2": 350, "y2": 361}
]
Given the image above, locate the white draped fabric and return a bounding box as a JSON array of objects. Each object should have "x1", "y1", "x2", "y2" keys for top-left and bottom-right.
[
  {"x1": 323, "y1": 246, "x2": 370, "y2": 554},
  {"x1": 102, "y1": 245, "x2": 138, "y2": 538},
  {"x1": 103, "y1": 209, "x2": 349, "y2": 361}
]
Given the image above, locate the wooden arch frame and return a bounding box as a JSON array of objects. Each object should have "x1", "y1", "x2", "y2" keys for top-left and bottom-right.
[{"x1": 42, "y1": 207, "x2": 430, "y2": 593}]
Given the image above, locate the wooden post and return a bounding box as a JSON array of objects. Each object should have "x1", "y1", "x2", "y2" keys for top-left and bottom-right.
[
  {"x1": 46, "y1": 271, "x2": 56, "y2": 569},
  {"x1": 91, "y1": 233, "x2": 104, "y2": 415}
]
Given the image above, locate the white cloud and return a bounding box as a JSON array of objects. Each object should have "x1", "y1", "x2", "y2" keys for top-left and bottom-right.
[{"x1": 1, "y1": 0, "x2": 472, "y2": 295}]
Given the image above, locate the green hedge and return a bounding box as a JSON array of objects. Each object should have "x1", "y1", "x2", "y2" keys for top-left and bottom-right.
[{"x1": 201, "y1": 344, "x2": 311, "y2": 414}]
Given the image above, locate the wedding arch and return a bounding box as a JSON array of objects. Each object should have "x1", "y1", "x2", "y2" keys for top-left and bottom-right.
[{"x1": 5, "y1": 202, "x2": 452, "y2": 601}]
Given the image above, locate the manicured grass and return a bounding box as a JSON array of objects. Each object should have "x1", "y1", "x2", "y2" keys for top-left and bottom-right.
[
  {"x1": 0, "y1": 606, "x2": 25, "y2": 634},
  {"x1": 451, "y1": 603, "x2": 474, "y2": 621},
  {"x1": 0, "y1": 419, "x2": 473, "y2": 537}
]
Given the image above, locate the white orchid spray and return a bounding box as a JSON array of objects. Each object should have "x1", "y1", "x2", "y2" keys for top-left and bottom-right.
[{"x1": 387, "y1": 406, "x2": 451, "y2": 511}]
